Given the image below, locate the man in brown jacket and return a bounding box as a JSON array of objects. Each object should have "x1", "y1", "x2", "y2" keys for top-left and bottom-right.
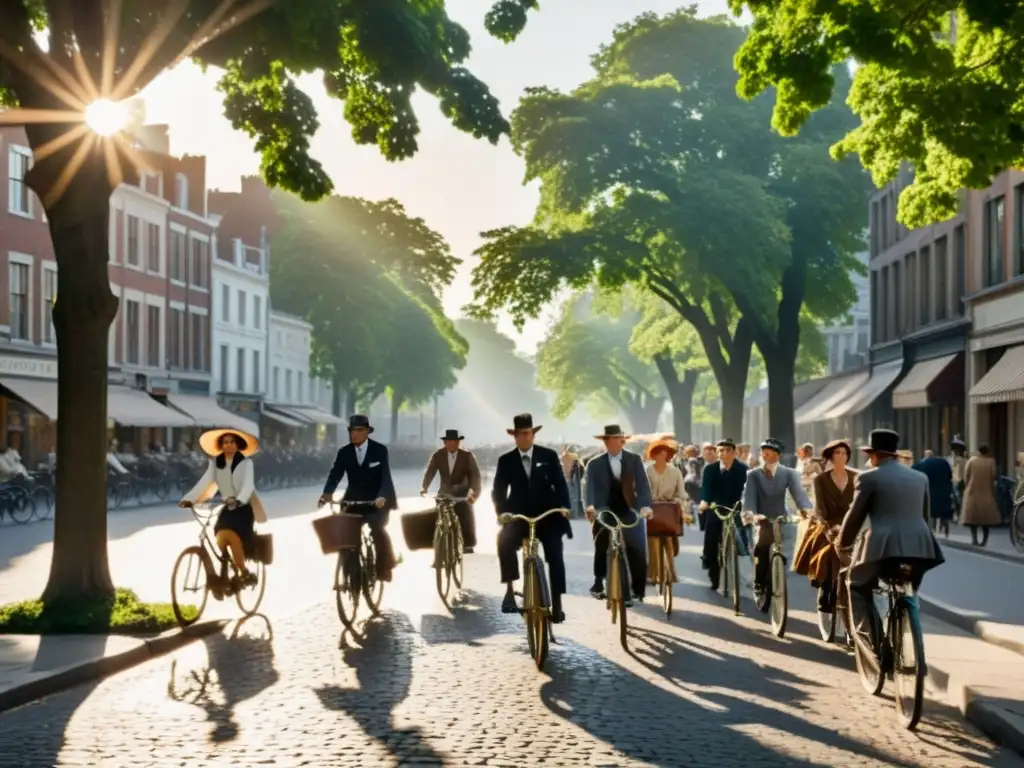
[{"x1": 420, "y1": 429, "x2": 483, "y2": 552}]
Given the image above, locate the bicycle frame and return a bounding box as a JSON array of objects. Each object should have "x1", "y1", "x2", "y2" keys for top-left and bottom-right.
[
  {"x1": 593, "y1": 508, "x2": 642, "y2": 604},
  {"x1": 498, "y1": 508, "x2": 569, "y2": 614},
  {"x1": 188, "y1": 503, "x2": 232, "y2": 582}
]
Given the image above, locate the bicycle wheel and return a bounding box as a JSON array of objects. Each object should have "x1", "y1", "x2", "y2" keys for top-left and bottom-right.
[
  {"x1": 8, "y1": 487, "x2": 34, "y2": 524},
  {"x1": 660, "y1": 538, "x2": 673, "y2": 617},
  {"x1": 451, "y1": 518, "x2": 464, "y2": 589},
  {"x1": 334, "y1": 549, "x2": 361, "y2": 628},
  {"x1": 171, "y1": 546, "x2": 210, "y2": 627},
  {"x1": 361, "y1": 533, "x2": 384, "y2": 615},
  {"x1": 235, "y1": 560, "x2": 266, "y2": 616},
  {"x1": 818, "y1": 580, "x2": 838, "y2": 642},
  {"x1": 525, "y1": 558, "x2": 550, "y2": 670},
  {"x1": 434, "y1": 521, "x2": 453, "y2": 607},
  {"x1": 852, "y1": 600, "x2": 885, "y2": 696},
  {"x1": 718, "y1": 530, "x2": 730, "y2": 600},
  {"x1": 617, "y1": 550, "x2": 630, "y2": 651},
  {"x1": 893, "y1": 598, "x2": 926, "y2": 730},
  {"x1": 1010, "y1": 503, "x2": 1024, "y2": 554},
  {"x1": 31, "y1": 486, "x2": 54, "y2": 520},
  {"x1": 770, "y1": 552, "x2": 788, "y2": 637},
  {"x1": 728, "y1": 530, "x2": 740, "y2": 615}
]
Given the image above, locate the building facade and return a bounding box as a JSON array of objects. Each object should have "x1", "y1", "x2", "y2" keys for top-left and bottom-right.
[{"x1": 823, "y1": 251, "x2": 871, "y2": 376}]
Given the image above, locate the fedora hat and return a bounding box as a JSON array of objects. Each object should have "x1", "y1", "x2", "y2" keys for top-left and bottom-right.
[
  {"x1": 440, "y1": 429, "x2": 464, "y2": 441},
  {"x1": 507, "y1": 413, "x2": 542, "y2": 435},
  {"x1": 198, "y1": 428, "x2": 260, "y2": 458},
  {"x1": 861, "y1": 428, "x2": 900, "y2": 455},
  {"x1": 348, "y1": 414, "x2": 374, "y2": 433},
  {"x1": 595, "y1": 424, "x2": 629, "y2": 439},
  {"x1": 821, "y1": 438, "x2": 852, "y2": 462},
  {"x1": 645, "y1": 437, "x2": 679, "y2": 461}
]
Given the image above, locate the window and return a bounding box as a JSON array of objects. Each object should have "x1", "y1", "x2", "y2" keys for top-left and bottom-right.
[
  {"x1": 127, "y1": 215, "x2": 140, "y2": 266},
  {"x1": 870, "y1": 271, "x2": 879, "y2": 345},
  {"x1": 146, "y1": 304, "x2": 161, "y2": 366},
  {"x1": 880, "y1": 195, "x2": 889, "y2": 250},
  {"x1": 1016, "y1": 183, "x2": 1024, "y2": 276},
  {"x1": 170, "y1": 231, "x2": 186, "y2": 282},
  {"x1": 285, "y1": 370, "x2": 293, "y2": 401},
  {"x1": 309, "y1": 378, "x2": 316, "y2": 403},
  {"x1": 7, "y1": 146, "x2": 32, "y2": 216},
  {"x1": 273, "y1": 367, "x2": 280, "y2": 400},
  {"x1": 880, "y1": 265, "x2": 890, "y2": 341},
  {"x1": 984, "y1": 196, "x2": 1005, "y2": 287},
  {"x1": 953, "y1": 224, "x2": 966, "y2": 316},
  {"x1": 237, "y1": 289, "x2": 247, "y2": 326},
  {"x1": 935, "y1": 236, "x2": 948, "y2": 321},
  {"x1": 42, "y1": 265, "x2": 57, "y2": 344},
  {"x1": 253, "y1": 350, "x2": 261, "y2": 392},
  {"x1": 893, "y1": 261, "x2": 902, "y2": 335},
  {"x1": 125, "y1": 299, "x2": 141, "y2": 364},
  {"x1": 905, "y1": 252, "x2": 916, "y2": 331},
  {"x1": 174, "y1": 173, "x2": 188, "y2": 209},
  {"x1": 919, "y1": 246, "x2": 930, "y2": 326},
  {"x1": 190, "y1": 238, "x2": 209, "y2": 289},
  {"x1": 220, "y1": 345, "x2": 229, "y2": 392},
  {"x1": 190, "y1": 312, "x2": 207, "y2": 371},
  {"x1": 236, "y1": 347, "x2": 246, "y2": 392},
  {"x1": 253, "y1": 296, "x2": 262, "y2": 329},
  {"x1": 169, "y1": 308, "x2": 186, "y2": 367},
  {"x1": 870, "y1": 201, "x2": 880, "y2": 257},
  {"x1": 9, "y1": 260, "x2": 30, "y2": 340},
  {"x1": 146, "y1": 222, "x2": 161, "y2": 272},
  {"x1": 297, "y1": 372, "x2": 305, "y2": 403},
  {"x1": 221, "y1": 284, "x2": 230, "y2": 321}
]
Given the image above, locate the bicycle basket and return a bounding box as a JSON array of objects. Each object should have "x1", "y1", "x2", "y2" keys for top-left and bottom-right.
[
  {"x1": 400, "y1": 507, "x2": 439, "y2": 551},
  {"x1": 252, "y1": 533, "x2": 274, "y2": 565},
  {"x1": 312, "y1": 513, "x2": 362, "y2": 554}
]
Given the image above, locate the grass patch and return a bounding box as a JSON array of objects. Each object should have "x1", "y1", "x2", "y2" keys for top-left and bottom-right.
[{"x1": 0, "y1": 588, "x2": 197, "y2": 635}]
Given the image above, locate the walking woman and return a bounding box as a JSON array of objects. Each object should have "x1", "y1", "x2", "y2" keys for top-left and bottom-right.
[
  {"x1": 962, "y1": 444, "x2": 1001, "y2": 546},
  {"x1": 645, "y1": 437, "x2": 687, "y2": 585},
  {"x1": 180, "y1": 428, "x2": 266, "y2": 587}
]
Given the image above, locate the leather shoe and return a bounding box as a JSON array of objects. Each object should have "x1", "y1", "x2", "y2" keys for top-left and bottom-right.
[{"x1": 501, "y1": 592, "x2": 519, "y2": 614}]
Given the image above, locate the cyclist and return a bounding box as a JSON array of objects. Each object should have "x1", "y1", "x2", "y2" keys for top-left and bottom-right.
[
  {"x1": 742, "y1": 437, "x2": 812, "y2": 607},
  {"x1": 179, "y1": 428, "x2": 265, "y2": 589},
  {"x1": 837, "y1": 429, "x2": 945, "y2": 670},
  {"x1": 698, "y1": 438, "x2": 748, "y2": 590},
  {"x1": 584, "y1": 424, "x2": 654, "y2": 604},
  {"x1": 493, "y1": 413, "x2": 572, "y2": 622},
  {"x1": 317, "y1": 414, "x2": 398, "y2": 582},
  {"x1": 420, "y1": 428, "x2": 482, "y2": 552}
]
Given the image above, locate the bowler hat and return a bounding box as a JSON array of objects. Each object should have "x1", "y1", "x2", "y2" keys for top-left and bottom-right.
[
  {"x1": 507, "y1": 413, "x2": 542, "y2": 435},
  {"x1": 348, "y1": 414, "x2": 374, "y2": 433},
  {"x1": 595, "y1": 424, "x2": 629, "y2": 439},
  {"x1": 862, "y1": 429, "x2": 900, "y2": 455},
  {"x1": 441, "y1": 429, "x2": 464, "y2": 441}
]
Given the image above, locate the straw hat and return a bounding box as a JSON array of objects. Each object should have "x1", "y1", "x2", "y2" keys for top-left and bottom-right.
[
  {"x1": 645, "y1": 437, "x2": 679, "y2": 461},
  {"x1": 198, "y1": 428, "x2": 260, "y2": 458}
]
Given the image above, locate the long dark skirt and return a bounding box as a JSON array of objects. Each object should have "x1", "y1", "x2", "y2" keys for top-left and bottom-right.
[{"x1": 214, "y1": 502, "x2": 257, "y2": 558}]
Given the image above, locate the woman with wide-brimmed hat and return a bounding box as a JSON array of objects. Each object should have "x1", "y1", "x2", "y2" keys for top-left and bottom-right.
[
  {"x1": 180, "y1": 427, "x2": 266, "y2": 587},
  {"x1": 644, "y1": 437, "x2": 687, "y2": 585}
]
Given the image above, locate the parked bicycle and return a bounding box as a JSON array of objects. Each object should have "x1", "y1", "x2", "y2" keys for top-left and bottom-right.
[
  {"x1": 0, "y1": 482, "x2": 34, "y2": 524},
  {"x1": 323, "y1": 500, "x2": 385, "y2": 630},
  {"x1": 498, "y1": 507, "x2": 569, "y2": 670},
  {"x1": 709, "y1": 502, "x2": 743, "y2": 615},
  {"x1": 748, "y1": 514, "x2": 800, "y2": 638},
  {"x1": 170, "y1": 502, "x2": 270, "y2": 627},
  {"x1": 593, "y1": 507, "x2": 643, "y2": 652},
  {"x1": 433, "y1": 494, "x2": 467, "y2": 608}
]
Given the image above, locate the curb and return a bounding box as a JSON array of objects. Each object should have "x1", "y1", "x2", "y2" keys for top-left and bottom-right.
[
  {"x1": 0, "y1": 619, "x2": 228, "y2": 713},
  {"x1": 917, "y1": 594, "x2": 1024, "y2": 658},
  {"x1": 927, "y1": 662, "x2": 1024, "y2": 757},
  {"x1": 941, "y1": 538, "x2": 1024, "y2": 566}
]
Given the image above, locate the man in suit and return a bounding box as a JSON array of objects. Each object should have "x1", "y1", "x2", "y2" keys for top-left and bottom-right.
[
  {"x1": 493, "y1": 413, "x2": 572, "y2": 622},
  {"x1": 912, "y1": 449, "x2": 955, "y2": 536},
  {"x1": 318, "y1": 414, "x2": 399, "y2": 581},
  {"x1": 838, "y1": 429, "x2": 945, "y2": 670},
  {"x1": 584, "y1": 425, "x2": 653, "y2": 603},
  {"x1": 698, "y1": 438, "x2": 749, "y2": 590},
  {"x1": 420, "y1": 428, "x2": 483, "y2": 552}
]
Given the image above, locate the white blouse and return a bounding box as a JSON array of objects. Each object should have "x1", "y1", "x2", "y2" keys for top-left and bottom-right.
[
  {"x1": 646, "y1": 463, "x2": 686, "y2": 505},
  {"x1": 184, "y1": 457, "x2": 256, "y2": 506}
]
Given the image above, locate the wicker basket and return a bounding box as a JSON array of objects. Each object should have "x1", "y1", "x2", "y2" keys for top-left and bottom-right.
[
  {"x1": 647, "y1": 501, "x2": 682, "y2": 537},
  {"x1": 312, "y1": 513, "x2": 363, "y2": 554},
  {"x1": 401, "y1": 508, "x2": 439, "y2": 551}
]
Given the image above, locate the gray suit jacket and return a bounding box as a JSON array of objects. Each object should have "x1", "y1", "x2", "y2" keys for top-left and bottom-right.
[
  {"x1": 838, "y1": 458, "x2": 943, "y2": 584},
  {"x1": 583, "y1": 450, "x2": 653, "y2": 511}
]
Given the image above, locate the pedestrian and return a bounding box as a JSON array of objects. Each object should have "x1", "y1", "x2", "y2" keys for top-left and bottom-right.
[
  {"x1": 950, "y1": 437, "x2": 967, "y2": 521},
  {"x1": 898, "y1": 450, "x2": 914, "y2": 467},
  {"x1": 796, "y1": 443, "x2": 822, "y2": 503},
  {"x1": 961, "y1": 444, "x2": 1001, "y2": 546},
  {"x1": 912, "y1": 449, "x2": 954, "y2": 537},
  {"x1": 492, "y1": 413, "x2": 572, "y2": 622},
  {"x1": 561, "y1": 448, "x2": 585, "y2": 519},
  {"x1": 420, "y1": 428, "x2": 483, "y2": 553},
  {"x1": 584, "y1": 424, "x2": 654, "y2": 604},
  {"x1": 698, "y1": 438, "x2": 748, "y2": 590},
  {"x1": 681, "y1": 444, "x2": 705, "y2": 529},
  {"x1": 179, "y1": 428, "x2": 266, "y2": 590},
  {"x1": 645, "y1": 437, "x2": 687, "y2": 585}
]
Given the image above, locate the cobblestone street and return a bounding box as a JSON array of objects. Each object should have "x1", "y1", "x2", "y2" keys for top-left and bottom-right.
[{"x1": 1, "y1": 518, "x2": 1019, "y2": 767}]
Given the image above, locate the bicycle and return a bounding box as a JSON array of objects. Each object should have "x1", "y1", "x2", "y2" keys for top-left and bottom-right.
[
  {"x1": 749, "y1": 514, "x2": 799, "y2": 637},
  {"x1": 0, "y1": 483, "x2": 34, "y2": 524},
  {"x1": 1009, "y1": 492, "x2": 1024, "y2": 554},
  {"x1": 498, "y1": 507, "x2": 569, "y2": 670},
  {"x1": 170, "y1": 502, "x2": 268, "y2": 627},
  {"x1": 593, "y1": 507, "x2": 643, "y2": 651},
  {"x1": 814, "y1": 523, "x2": 853, "y2": 645},
  {"x1": 433, "y1": 494, "x2": 468, "y2": 608},
  {"x1": 326, "y1": 500, "x2": 385, "y2": 630},
  {"x1": 647, "y1": 502, "x2": 685, "y2": 618},
  {"x1": 708, "y1": 503, "x2": 743, "y2": 615},
  {"x1": 845, "y1": 560, "x2": 927, "y2": 730}
]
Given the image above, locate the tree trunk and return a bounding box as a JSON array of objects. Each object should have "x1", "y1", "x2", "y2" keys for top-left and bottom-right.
[
  {"x1": 654, "y1": 356, "x2": 701, "y2": 442},
  {"x1": 390, "y1": 394, "x2": 403, "y2": 443},
  {"x1": 765, "y1": 348, "x2": 799, "y2": 464},
  {"x1": 719, "y1": 376, "x2": 746, "y2": 443},
  {"x1": 345, "y1": 386, "x2": 358, "y2": 417},
  {"x1": 332, "y1": 376, "x2": 343, "y2": 417},
  {"x1": 38, "y1": 162, "x2": 119, "y2": 602},
  {"x1": 624, "y1": 392, "x2": 665, "y2": 434}
]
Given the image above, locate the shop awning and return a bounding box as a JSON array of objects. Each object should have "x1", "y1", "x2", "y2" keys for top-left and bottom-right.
[
  {"x1": 262, "y1": 407, "x2": 306, "y2": 428},
  {"x1": 821, "y1": 361, "x2": 903, "y2": 420},
  {"x1": 107, "y1": 386, "x2": 195, "y2": 428},
  {"x1": 165, "y1": 394, "x2": 260, "y2": 436},
  {"x1": 0, "y1": 378, "x2": 59, "y2": 420},
  {"x1": 795, "y1": 372, "x2": 870, "y2": 425},
  {"x1": 286, "y1": 406, "x2": 345, "y2": 426},
  {"x1": 892, "y1": 354, "x2": 959, "y2": 410},
  {"x1": 969, "y1": 345, "x2": 1024, "y2": 404}
]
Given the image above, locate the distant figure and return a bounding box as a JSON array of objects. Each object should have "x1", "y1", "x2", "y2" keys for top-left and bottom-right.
[
  {"x1": 962, "y1": 444, "x2": 1001, "y2": 547},
  {"x1": 923, "y1": 449, "x2": 935, "y2": 459},
  {"x1": 912, "y1": 450, "x2": 954, "y2": 537}
]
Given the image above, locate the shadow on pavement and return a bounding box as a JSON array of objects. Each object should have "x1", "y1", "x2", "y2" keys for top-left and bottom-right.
[
  {"x1": 0, "y1": 682, "x2": 99, "y2": 765},
  {"x1": 418, "y1": 589, "x2": 520, "y2": 648},
  {"x1": 316, "y1": 611, "x2": 444, "y2": 766},
  {"x1": 166, "y1": 614, "x2": 279, "y2": 744}
]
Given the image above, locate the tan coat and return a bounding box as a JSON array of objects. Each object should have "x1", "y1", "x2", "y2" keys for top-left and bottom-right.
[
  {"x1": 961, "y1": 455, "x2": 1001, "y2": 526},
  {"x1": 421, "y1": 448, "x2": 482, "y2": 498},
  {"x1": 794, "y1": 468, "x2": 857, "y2": 581}
]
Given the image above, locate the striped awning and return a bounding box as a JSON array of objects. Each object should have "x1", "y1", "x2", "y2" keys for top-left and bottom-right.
[
  {"x1": 892, "y1": 354, "x2": 958, "y2": 410},
  {"x1": 822, "y1": 361, "x2": 903, "y2": 420},
  {"x1": 969, "y1": 345, "x2": 1024, "y2": 404},
  {"x1": 165, "y1": 395, "x2": 260, "y2": 436},
  {"x1": 794, "y1": 372, "x2": 870, "y2": 425},
  {"x1": 262, "y1": 407, "x2": 306, "y2": 428}
]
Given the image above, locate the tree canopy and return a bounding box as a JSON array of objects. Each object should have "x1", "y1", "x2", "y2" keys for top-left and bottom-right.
[{"x1": 730, "y1": 0, "x2": 1023, "y2": 227}]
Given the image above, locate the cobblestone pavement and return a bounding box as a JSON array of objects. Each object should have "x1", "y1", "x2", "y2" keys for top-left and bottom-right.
[{"x1": 1, "y1": 521, "x2": 1020, "y2": 767}]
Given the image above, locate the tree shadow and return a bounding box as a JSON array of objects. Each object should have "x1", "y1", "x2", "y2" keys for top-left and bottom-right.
[
  {"x1": 165, "y1": 613, "x2": 278, "y2": 744},
  {"x1": 316, "y1": 611, "x2": 445, "y2": 765},
  {"x1": 0, "y1": 681, "x2": 99, "y2": 766}
]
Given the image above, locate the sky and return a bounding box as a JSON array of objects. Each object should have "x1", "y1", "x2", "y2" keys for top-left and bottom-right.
[{"x1": 139, "y1": 0, "x2": 732, "y2": 353}]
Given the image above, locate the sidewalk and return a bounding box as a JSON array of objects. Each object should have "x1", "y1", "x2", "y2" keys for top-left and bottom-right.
[{"x1": 940, "y1": 525, "x2": 1022, "y2": 564}]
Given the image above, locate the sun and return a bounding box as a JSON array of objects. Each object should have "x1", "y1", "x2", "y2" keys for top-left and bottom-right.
[{"x1": 84, "y1": 98, "x2": 129, "y2": 137}]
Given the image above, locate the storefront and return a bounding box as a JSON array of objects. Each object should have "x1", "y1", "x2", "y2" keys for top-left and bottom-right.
[
  {"x1": 819, "y1": 359, "x2": 903, "y2": 456},
  {"x1": 0, "y1": 354, "x2": 59, "y2": 469},
  {"x1": 794, "y1": 369, "x2": 870, "y2": 450}
]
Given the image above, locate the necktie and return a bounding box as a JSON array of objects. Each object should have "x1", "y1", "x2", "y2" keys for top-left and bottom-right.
[{"x1": 522, "y1": 453, "x2": 531, "y2": 476}]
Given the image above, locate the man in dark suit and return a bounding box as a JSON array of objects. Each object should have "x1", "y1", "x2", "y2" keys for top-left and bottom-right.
[
  {"x1": 698, "y1": 438, "x2": 748, "y2": 590},
  {"x1": 912, "y1": 451, "x2": 954, "y2": 536},
  {"x1": 493, "y1": 413, "x2": 572, "y2": 622},
  {"x1": 318, "y1": 414, "x2": 399, "y2": 581}
]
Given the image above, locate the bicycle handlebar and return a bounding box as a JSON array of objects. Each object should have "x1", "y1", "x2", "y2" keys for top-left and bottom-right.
[
  {"x1": 594, "y1": 507, "x2": 643, "y2": 532},
  {"x1": 498, "y1": 508, "x2": 569, "y2": 526},
  {"x1": 435, "y1": 494, "x2": 470, "y2": 502},
  {"x1": 708, "y1": 502, "x2": 741, "y2": 521},
  {"x1": 323, "y1": 499, "x2": 377, "y2": 512}
]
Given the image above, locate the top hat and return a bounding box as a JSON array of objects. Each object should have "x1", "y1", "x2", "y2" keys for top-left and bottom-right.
[
  {"x1": 861, "y1": 428, "x2": 900, "y2": 455},
  {"x1": 821, "y1": 438, "x2": 852, "y2": 462},
  {"x1": 595, "y1": 424, "x2": 629, "y2": 439},
  {"x1": 198, "y1": 428, "x2": 260, "y2": 458},
  {"x1": 348, "y1": 414, "x2": 374, "y2": 433},
  {"x1": 441, "y1": 429, "x2": 464, "y2": 441},
  {"x1": 760, "y1": 437, "x2": 785, "y2": 454},
  {"x1": 507, "y1": 413, "x2": 542, "y2": 435}
]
